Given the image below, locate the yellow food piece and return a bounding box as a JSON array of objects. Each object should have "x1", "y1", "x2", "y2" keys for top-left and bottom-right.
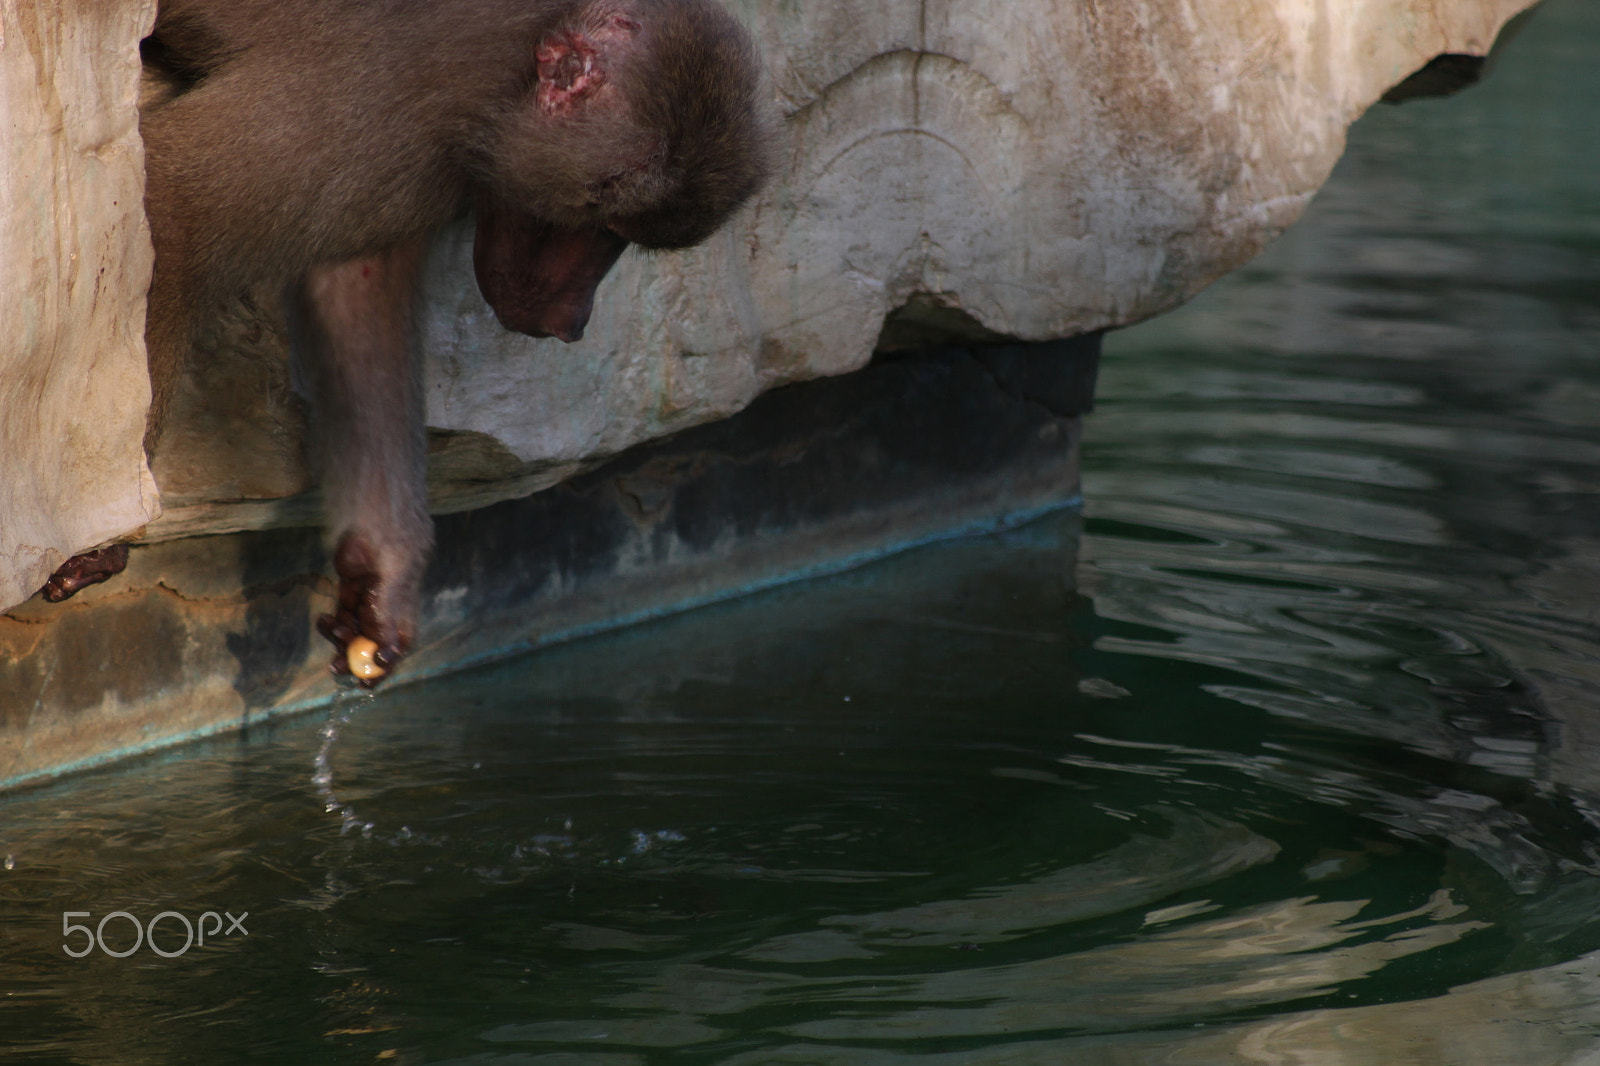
[{"x1": 346, "y1": 636, "x2": 386, "y2": 681}]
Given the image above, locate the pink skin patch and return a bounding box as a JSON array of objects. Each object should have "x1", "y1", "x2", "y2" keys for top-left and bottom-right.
[
  {"x1": 535, "y1": 34, "x2": 603, "y2": 113},
  {"x1": 534, "y1": 16, "x2": 641, "y2": 114}
]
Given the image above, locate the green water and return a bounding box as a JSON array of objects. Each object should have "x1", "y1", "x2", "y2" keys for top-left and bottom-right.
[{"x1": 4, "y1": 3, "x2": 1600, "y2": 1062}]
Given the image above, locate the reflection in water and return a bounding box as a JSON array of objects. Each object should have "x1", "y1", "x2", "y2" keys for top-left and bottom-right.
[{"x1": 3, "y1": 2, "x2": 1600, "y2": 1063}]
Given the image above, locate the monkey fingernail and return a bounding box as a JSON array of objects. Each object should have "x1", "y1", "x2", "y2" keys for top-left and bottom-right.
[{"x1": 346, "y1": 636, "x2": 387, "y2": 682}]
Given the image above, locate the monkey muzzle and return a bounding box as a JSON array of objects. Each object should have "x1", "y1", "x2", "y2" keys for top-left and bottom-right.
[{"x1": 473, "y1": 204, "x2": 629, "y2": 342}]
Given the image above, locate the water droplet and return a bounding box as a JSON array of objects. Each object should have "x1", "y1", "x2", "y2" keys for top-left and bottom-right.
[{"x1": 1078, "y1": 677, "x2": 1131, "y2": 699}]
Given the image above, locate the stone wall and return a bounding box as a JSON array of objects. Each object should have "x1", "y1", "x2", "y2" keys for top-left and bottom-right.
[
  {"x1": 14, "y1": 0, "x2": 1532, "y2": 557},
  {"x1": 0, "y1": 0, "x2": 1538, "y2": 785},
  {"x1": 0, "y1": 0, "x2": 158, "y2": 611}
]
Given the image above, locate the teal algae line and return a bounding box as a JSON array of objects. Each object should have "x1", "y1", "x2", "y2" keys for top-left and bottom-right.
[{"x1": 1, "y1": 492, "x2": 1082, "y2": 793}]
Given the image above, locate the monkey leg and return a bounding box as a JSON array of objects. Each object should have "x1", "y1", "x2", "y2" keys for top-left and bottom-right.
[
  {"x1": 289, "y1": 240, "x2": 434, "y2": 689},
  {"x1": 39, "y1": 545, "x2": 132, "y2": 603}
]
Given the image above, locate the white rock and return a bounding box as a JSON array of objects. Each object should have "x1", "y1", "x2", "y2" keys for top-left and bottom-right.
[{"x1": 0, "y1": 1, "x2": 160, "y2": 612}]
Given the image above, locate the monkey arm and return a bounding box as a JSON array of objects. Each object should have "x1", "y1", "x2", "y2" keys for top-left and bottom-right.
[{"x1": 288, "y1": 241, "x2": 435, "y2": 688}]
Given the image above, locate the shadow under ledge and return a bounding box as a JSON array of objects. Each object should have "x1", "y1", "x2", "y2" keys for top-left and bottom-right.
[{"x1": 0, "y1": 335, "x2": 1099, "y2": 791}]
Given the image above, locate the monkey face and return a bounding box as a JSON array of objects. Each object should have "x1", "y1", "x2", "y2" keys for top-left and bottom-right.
[{"x1": 473, "y1": 201, "x2": 629, "y2": 342}]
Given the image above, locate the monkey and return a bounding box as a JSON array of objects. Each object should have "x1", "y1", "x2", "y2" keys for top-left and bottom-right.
[{"x1": 40, "y1": 0, "x2": 775, "y2": 688}]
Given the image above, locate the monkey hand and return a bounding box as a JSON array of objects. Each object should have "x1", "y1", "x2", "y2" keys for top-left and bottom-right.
[
  {"x1": 317, "y1": 532, "x2": 416, "y2": 690},
  {"x1": 40, "y1": 544, "x2": 131, "y2": 602}
]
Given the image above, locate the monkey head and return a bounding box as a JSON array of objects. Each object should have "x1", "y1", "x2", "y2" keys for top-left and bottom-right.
[{"x1": 472, "y1": 0, "x2": 775, "y2": 342}]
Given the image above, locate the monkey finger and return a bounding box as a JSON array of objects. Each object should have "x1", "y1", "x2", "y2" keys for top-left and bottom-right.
[
  {"x1": 316, "y1": 611, "x2": 350, "y2": 646},
  {"x1": 317, "y1": 614, "x2": 369, "y2": 675},
  {"x1": 374, "y1": 642, "x2": 402, "y2": 670}
]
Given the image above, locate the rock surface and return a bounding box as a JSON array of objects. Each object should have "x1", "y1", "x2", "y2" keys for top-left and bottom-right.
[
  {"x1": 2, "y1": 0, "x2": 1536, "y2": 610},
  {"x1": 0, "y1": 0, "x2": 159, "y2": 612}
]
